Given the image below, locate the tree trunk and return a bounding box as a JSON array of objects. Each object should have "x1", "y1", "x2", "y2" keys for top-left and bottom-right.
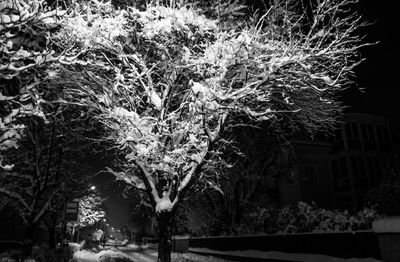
[
  {"x1": 48, "y1": 213, "x2": 58, "y2": 250},
  {"x1": 23, "y1": 223, "x2": 36, "y2": 257},
  {"x1": 48, "y1": 225, "x2": 56, "y2": 249},
  {"x1": 157, "y1": 212, "x2": 172, "y2": 262},
  {"x1": 233, "y1": 205, "x2": 244, "y2": 226}
]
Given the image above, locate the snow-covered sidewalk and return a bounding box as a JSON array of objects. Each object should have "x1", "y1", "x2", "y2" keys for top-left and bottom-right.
[
  {"x1": 189, "y1": 247, "x2": 382, "y2": 262},
  {"x1": 74, "y1": 248, "x2": 234, "y2": 262},
  {"x1": 73, "y1": 245, "x2": 382, "y2": 262}
]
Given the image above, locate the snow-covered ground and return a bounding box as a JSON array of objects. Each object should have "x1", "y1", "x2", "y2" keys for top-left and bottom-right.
[
  {"x1": 73, "y1": 247, "x2": 382, "y2": 262},
  {"x1": 74, "y1": 248, "x2": 230, "y2": 262}
]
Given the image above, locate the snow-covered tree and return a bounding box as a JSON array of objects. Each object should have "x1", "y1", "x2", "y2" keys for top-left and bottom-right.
[
  {"x1": 77, "y1": 195, "x2": 105, "y2": 228},
  {"x1": 0, "y1": 0, "x2": 86, "y2": 170},
  {"x1": 0, "y1": 1, "x2": 102, "y2": 255},
  {"x1": 66, "y1": 194, "x2": 105, "y2": 243},
  {"x1": 207, "y1": 125, "x2": 297, "y2": 233},
  {"x1": 52, "y1": 0, "x2": 369, "y2": 261},
  {"x1": 0, "y1": 113, "x2": 99, "y2": 254}
]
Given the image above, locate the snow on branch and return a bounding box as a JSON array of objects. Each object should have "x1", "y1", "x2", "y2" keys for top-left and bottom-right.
[
  {"x1": 78, "y1": 195, "x2": 105, "y2": 227},
  {"x1": 0, "y1": 0, "x2": 83, "y2": 170}
]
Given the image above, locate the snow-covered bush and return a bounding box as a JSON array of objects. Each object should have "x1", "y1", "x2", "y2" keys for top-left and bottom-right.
[
  {"x1": 267, "y1": 202, "x2": 377, "y2": 234},
  {"x1": 0, "y1": 254, "x2": 18, "y2": 262},
  {"x1": 227, "y1": 202, "x2": 378, "y2": 235},
  {"x1": 367, "y1": 166, "x2": 400, "y2": 216},
  {"x1": 98, "y1": 253, "x2": 135, "y2": 262},
  {"x1": 74, "y1": 250, "x2": 134, "y2": 262}
]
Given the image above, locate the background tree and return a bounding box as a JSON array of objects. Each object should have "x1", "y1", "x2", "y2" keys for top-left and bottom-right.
[
  {"x1": 180, "y1": 124, "x2": 298, "y2": 236},
  {"x1": 0, "y1": 1, "x2": 105, "y2": 255},
  {"x1": 220, "y1": 124, "x2": 297, "y2": 229},
  {"x1": 126, "y1": 192, "x2": 155, "y2": 242},
  {"x1": 65, "y1": 194, "x2": 106, "y2": 247},
  {"x1": 367, "y1": 158, "x2": 400, "y2": 216},
  {"x1": 0, "y1": 111, "x2": 100, "y2": 255},
  {"x1": 0, "y1": 0, "x2": 84, "y2": 170},
  {"x1": 76, "y1": 195, "x2": 106, "y2": 228},
  {"x1": 49, "y1": 0, "x2": 368, "y2": 261}
]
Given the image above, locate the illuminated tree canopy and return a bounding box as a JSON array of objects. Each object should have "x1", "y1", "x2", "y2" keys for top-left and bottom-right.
[{"x1": 52, "y1": 0, "x2": 367, "y2": 209}]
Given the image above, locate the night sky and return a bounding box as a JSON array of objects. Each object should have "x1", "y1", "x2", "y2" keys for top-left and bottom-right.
[
  {"x1": 344, "y1": 1, "x2": 399, "y2": 133},
  {"x1": 100, "y1": 1, "x2": 400, "y2": 228}
]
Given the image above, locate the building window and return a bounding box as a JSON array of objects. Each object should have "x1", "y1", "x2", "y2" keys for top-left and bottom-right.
[
  {"x1": 364, "y1": 140, "x2": 377, "y2": 151},
  {"x1": 334, "y1": 179, "x2": 351, "y2": 192},
  {"x1": 374, "y1": 158, "x2": 382, "y2": 178},
  {"x1": 358, "y1": 156, "x2": 366, "y2": 177},
  {"x1": 346, "y1": 122, "x2": 359, "y2": 138},
  {"x1": 332, "y1": 159, "x2": 339, "y2": 179},
  {"x1": 362, "y1": 123, "x2": 374, "y2": 141},
  {"x1": 302, "y1": 166, "x2": 316, "y2": 181},
  {"x1": 355, "y1": 192, "x2": 366, "y2": 207},
  {"x1": 379, "y1": 142, "x2": 392, "y2": 152},
  {"x1": 332, "y1": 140, "x2": 345, "y2": 153},
  {"x1": 351, "y1": 156, "x2": 367, "y2": 178},
  {"x1": 367, "y1": 125, "x2": 374, "y2": 140},
  {"x1": 376, "y1": 125, "x2": 383, "y2": 140},
  {"x1": 361, "y1": 123, "x2": 367, "y2": 139},
  {"x1": 335, "y1": 128, "x2": 342, "y2": 140},
  {"x1": 346, "y1": 123, "x2": 352, "y2": 138},
  {"x1": 348, "y1": 139, "x2": 362, "y2": 150},
  {"x1": 339, "y1": 157, "x2": 349, "y2": 178},
  {"x1": 354, "y1": 178, "x2": 369, "y2": 190},
  {"x1": 367, "y1": 156, "x2": 382, "y2": 187},
  {"x1": 351, "y1": 156, "x2": 359, "y2": 177},
  {"x1": 367, "y1": 156, "x2": 375, "y2": 178},
  {"x1": 382, "y1": 126, "x2": 389, "y2": 141},
  {"x1": 352, "y1": 123, "x2": 358, "y2": 138},
  {"x1": 336, "y1": 195, "x2": 354, "y2": 210}
]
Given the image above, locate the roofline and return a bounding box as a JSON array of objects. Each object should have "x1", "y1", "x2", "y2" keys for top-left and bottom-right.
[{"x1": 343, "y1": 113, "x2": 389, "y2": 122}]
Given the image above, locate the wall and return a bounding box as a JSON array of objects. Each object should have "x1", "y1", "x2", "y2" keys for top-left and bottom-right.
[{"x1": 189, "y1": 231, "x2": 381, "y2": 259}]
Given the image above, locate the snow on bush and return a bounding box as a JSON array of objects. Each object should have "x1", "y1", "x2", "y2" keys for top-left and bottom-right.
[
  {"x1": 189, "y1": 201, "x2": 378, "y2": 236},
  {"x1": 70, "y1": 242, "x2": 84, "y2": 253},
  {"x1": 74, "y1": 250, "x2": 134, "y2": 262},
  {"x1": 244, "y1": 202, "x2": 378, "y2": 235}
]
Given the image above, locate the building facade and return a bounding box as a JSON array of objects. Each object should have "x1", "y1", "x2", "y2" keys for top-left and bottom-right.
[{"x1": 279, "y1": 113, "x2": 395, "y2": 210}]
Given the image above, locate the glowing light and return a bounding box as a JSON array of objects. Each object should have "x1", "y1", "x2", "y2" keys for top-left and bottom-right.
[{"x1": 90, "y1": 185, "x2": 96, "y2": 190}]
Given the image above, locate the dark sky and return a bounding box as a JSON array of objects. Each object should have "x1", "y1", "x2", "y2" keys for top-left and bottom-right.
[
  {"x1": 93, "y1": 172, "x2": 133, "y2": 228},
  {"x1": 344, "y1": 1, "x2": 399, "y2": 133}
]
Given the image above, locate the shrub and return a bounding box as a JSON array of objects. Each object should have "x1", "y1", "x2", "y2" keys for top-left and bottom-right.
[
  {"x1": 98, "y1": 253, "x2": 135, "y2": 262},
  {"x1": 237, "y1": 202, "x2": 378, "y2": 235}
]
